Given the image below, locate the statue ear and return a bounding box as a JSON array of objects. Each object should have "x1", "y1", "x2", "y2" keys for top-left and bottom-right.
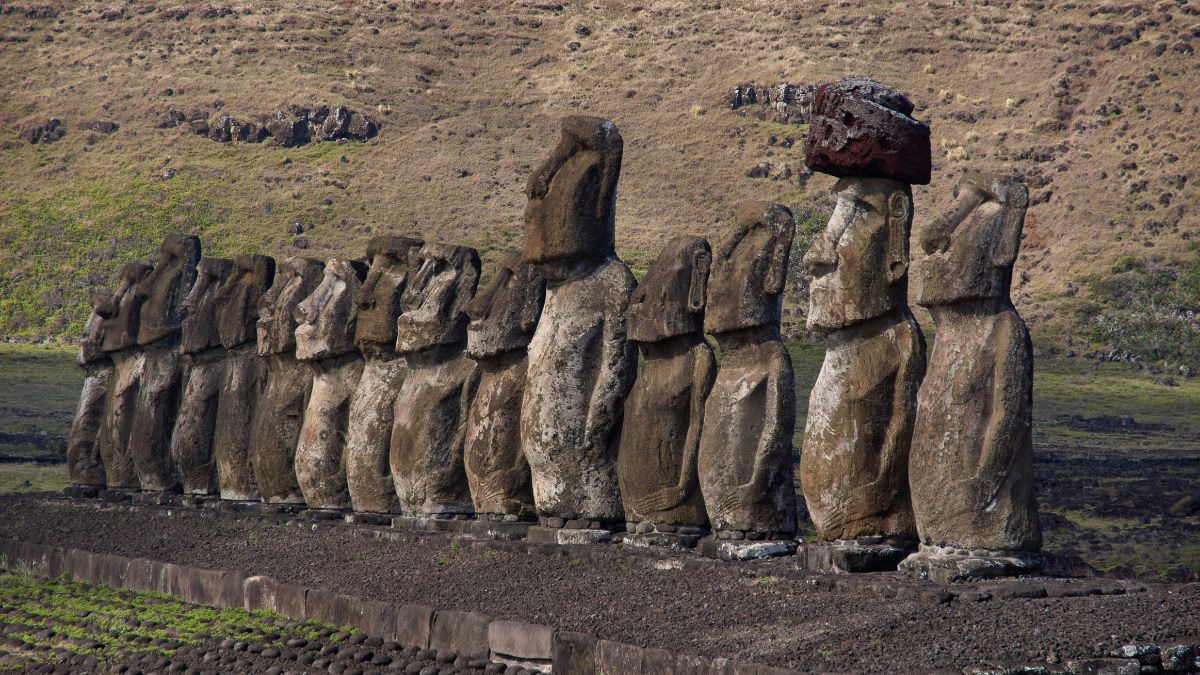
[
  {"x1": 763, "y1": 220, "x2": 794, "y2": 295},
  {"x1": 992, "y1": 181, "x2": 1028, "y2": 268},
  {"x1": 886, "y1": 191, "x2": 911, "y2": 284},
  {"x1": 687, "y1": 249, "x2": 711, "y2": 313},
  {"x1": 520, "y1": 270, "x2": 546, "y2": 333}
]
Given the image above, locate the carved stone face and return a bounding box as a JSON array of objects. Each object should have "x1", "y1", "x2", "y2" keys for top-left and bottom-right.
[
  {"x1": 136, "y1": 235, "x2": 202, "y2": 345},
  {"x1": 627, "y1": 236, "x2": 711, "y2": 343},
  {"x1": 296, "y1": 258, "x2": 369, "y2": 361},
  {"x1": 79, "y1": 290, "x2": 111, "y2": 365},
  {"x1": 100, "y1": 262, "x2": 152, "y2": 353},
  {"x1": 256, "y1": 257, "x2": 324, "y2": 355},
  {"x1": 523, "y1": 115, "x2": 622, "y2": 273},
  {"x1": 394, "y1": 243, "x2": 481, "y2": 354},
  {"x1": 216, "y1": 254, "x2": 275, "y2": 349},
  {"x1": 803, "y1": 177, "x2": 912, "y2": 331},
  {"x1": 353, "y1": 235, "x2": 424, "y2": 355},
  {"x1": 465, "y1": 252, "x2": 545, "y2": 359},
  {"x1": 704, "y1": 201, "x2": 794, "y2": 335},
  {"x1": 181, "y1": 257, "x2": 233, "y2": 355},
  {"x1": 913, "y1": 173, "x2": 1029, "y2": 307}
]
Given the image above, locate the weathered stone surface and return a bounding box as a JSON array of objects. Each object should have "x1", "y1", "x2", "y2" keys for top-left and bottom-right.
[
  {"x1": 552, "y1": 631, "x2": 597, "y2": 675},
  {"x1": 794, "y1": 541, "x2": 914, "y2": 573},
  {"x1": 800, "y1": 177, "x2": 924, "y2": 543},
  {"x1": 242, "y1": 575, "x2": 279, "y2": 612},
  {"x1": 804, "y1": 76, "x2": 932, "y2": 185},
  {"x1": 294, "y1": 261, "x2": 366, "y2": 508},
  {"x1": 523, "y1": 115, "x2": 622, "y2": 267},
  {"x1": 898, "y1": 546, "x2": 1044, "y2": 583},
  {"x1": 132, "y1": 243, "x2": 198, "y2": 485},
  {"x1": 216, "y1": 254, "x2": 276, "y2": 350},
  {"x1": 353, "y1": 235, "x2": 424, "y2": 358},
  {"x1": 346, "y1": 236, "x2": 423, "y2": 514},
  {"x1": 250, "y1": 257, "x2": 324, "y2": 503},
  {"x1": 213, "y1": 344, "x2": 268, "y2": 500},
  {"x1": 128, "y1": 335, "x2": 186, "y2": 491},
  {"x1": 346, "y1": 356, "x2": 407, "y2": 514},
  {"x1": 430, "y1": 609, "x2": 491, "y2": 659},
  {"x1": 465, "y1": 252, "x2": 546, "y2": 359},
  {"x1": 68, "y1": 294, "x2": 112, "y2": 486},
  {"x1": 618, "y1": 236, "x2": 715, "y2": 529},
  {"x1": 97, "y1": 263, "x2": 151, "y2": 489},
  {"x1": 171, "y1": 348, "x2": 226, "y2": 495},
  {"x1": 393, "y1": 604, "x2": 435, "y2": 649},
  {"x1": 488, "y1": 620, "x2": 554, "y2": 661},
  {"x1": 296, "y1": 258, "x2": 369, "y2": 362},
  {"x1": 521, "y1": 118, "x2": 634, "y2": 523},
  {"x1": 698, "y1": 539, "x2": 799, "y2": 561},
  {"x1": 698, "y1": 202, "x2": 796, "y2": 536},
  {"x1": 390, "y1": 243, "x2": 481, "y2": 515},
  {"x1": 464, "y1": 253, "x2": 544, "y2": 517},
  {"x1": 211, "y1": 255, "x2": 274, "y2": 500},
  {"x1": 169, "y1": 257, "x2": 233, "y2": 493},
  {"x1": 908, "y1": 173, "x2": 1042, "y2": 554},
  {"x1": 295, "y1": 350, "x2": 363, "y2": 509}
]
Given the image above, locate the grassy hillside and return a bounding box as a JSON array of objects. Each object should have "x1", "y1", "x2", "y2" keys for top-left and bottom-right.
[{"x1": 1, "y1": 1, "x2": 1197, "y2": 351}]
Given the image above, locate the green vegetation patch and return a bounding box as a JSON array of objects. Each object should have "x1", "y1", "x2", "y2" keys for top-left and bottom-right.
[{"x1": 0, "y1": 571, "x2": 351, "y2": 671}]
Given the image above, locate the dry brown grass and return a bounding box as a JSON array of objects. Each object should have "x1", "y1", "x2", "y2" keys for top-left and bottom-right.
[{"x1": 0, "y1": 0, "x2": 1196, "y2": 340}]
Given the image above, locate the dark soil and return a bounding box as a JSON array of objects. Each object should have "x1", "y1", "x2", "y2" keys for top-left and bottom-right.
[{"x1": 2, "y1": 494, "x2": 1197, "y2": 673}]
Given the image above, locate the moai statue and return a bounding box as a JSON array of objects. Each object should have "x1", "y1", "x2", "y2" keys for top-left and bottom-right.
[
  {"x1": 798, "y1": 77, "x2": 928, "y2": 569},
  {"x1": 170, "y1": 257, "x2": 233, "y2": 495},
  {"x1": 899, "y1": 173, "x2": 1042, "y2": 582},
  {"x1": 127, "y1": 235, "x2": 201, "y2": 492},
  {"x1": 212, "y1": 254, "x2": 275, "y2": 501},
  {"x1": 463, "y1": 253, "x2": 544, "y2": 520},
  {"x1": 66, "y1": 291, "x2": 115, "y2": 490},
  {"x1": 390, "y1": 243, "x2": 481, "y2": 517},
  {"x1": 521, "y1": 115, "x2": 637, "y2": 538},
  {"x1": 697, "y1": 202, "x2": 798, "y2": 554},
  {"x1": 345, "y1": 235, "x2": 424, "y2": 516},
  {"x1": 97, "y1": 262, "x2": 152, "y2": 489},
  {"x1": 293, "y1": 258, "x2": 369, "y2": 510},
  {"x1": 251, "y1": 256, "x2": 325, "y2": 503},
  {"x1": 617, "y1": 236, "x2": 716, "y2": 544}
]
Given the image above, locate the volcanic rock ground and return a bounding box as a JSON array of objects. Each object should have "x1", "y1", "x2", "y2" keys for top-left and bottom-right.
[{"x1": 1, "y1": 494, "x2": 1198, "y2": 673}]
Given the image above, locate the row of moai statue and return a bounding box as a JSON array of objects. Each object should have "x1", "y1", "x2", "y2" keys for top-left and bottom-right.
[{"x1": 65, "y1": 77, "x2": 1041, "y2": 572}]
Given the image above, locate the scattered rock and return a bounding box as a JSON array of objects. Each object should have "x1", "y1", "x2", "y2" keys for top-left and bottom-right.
[{"x1": 19, "y1": 118, "x2": 65, "y2": 144}]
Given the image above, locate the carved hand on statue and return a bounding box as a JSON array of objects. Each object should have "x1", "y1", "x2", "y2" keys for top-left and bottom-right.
[{"x1": 635, "y1": 485, "x2": 688, "y2": 514}]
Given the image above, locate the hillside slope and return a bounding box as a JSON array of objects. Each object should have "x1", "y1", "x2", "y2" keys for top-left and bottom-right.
[{"x1": 1, "y1": 0, "x2": 1197, "y2": 345}]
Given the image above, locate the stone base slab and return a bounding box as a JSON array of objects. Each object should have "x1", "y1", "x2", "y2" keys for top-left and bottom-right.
[
  {"x1": 97, "y1": 489, "x2": 136, "y2": 503},
  {"x1": 898, "y1": 548, "x2": 1044, "y2": 583},
  {"x1": 344, "y1": 511, "x2": 395, "y2": 526},
  {"x1": 300, "y1": 508, "x2": 350, "y2": 521},
  {"x1": 616, "y1": 532, "x2": 703, "y2": 551},
  {"x1": 794, "y1": 540, "x2": 917, "y2": 573},
  {"x1": 698, "y1": 538, "x2": 799, "y2": 561},
  {"x1": 527, "y1": 526, "x2": 614, "y2": 546}
]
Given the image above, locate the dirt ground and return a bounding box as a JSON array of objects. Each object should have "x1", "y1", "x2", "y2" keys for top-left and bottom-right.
[{"x1": 1, "y1": 494, "x2": 1197, "y2": 672}]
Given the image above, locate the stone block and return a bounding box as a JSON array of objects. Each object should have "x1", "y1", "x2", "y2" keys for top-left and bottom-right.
[
  {"x1": 275, "y1": 581, "x2": 308, "y2": 620},
  {"x1": 1064, "y1": 657, "x2": 1142, "y2": 675},
  {"x1": 556, "y1": 528, "x2": 613, "y2": 545},
  {"x1": 525, "y1": 525, "x2": 559, "y2": 544},
  {"x1": 179, "y1": 567, "x2": 243, "y2": 608},
  {"x1": 897, "y1": 550, "x2": 1043, "y2": 583},
  {"x1": 360, "y1": 600, "x2": 396, "y2": 640},
  {"x1": 17, "y1": 542, "x2": 50, "y2": 576},
  {"x1": 95, "y1": 553, "x2": 130, "y2": 588},
  {"x1": 699, "y1": 538, "x2": 798, "y2": 561},
  {"x1": 621, "y1": 532, "x2": 702, "y2": 551},
  {"x1": 393, "y1": 604, "x2": 435, "y2": 649},
  {"x1": 674, "y1": 652, "x2": 723, "y2": 675},
  {"x1": 430, "y1": 609, "x2": 491, "y2": 659},
  {"x1": 464, "y1": 520, "x2": 533, "y2": 541},
  {"x1": 552, "y1": 631, "x2": 598, "y2": 675},
  {"x1": 64, "y1": 549, "x2": 93, "y2": 582},
  {"x1": 641, "y1": 647, "x2": 678, "y2": 674},
  {"x1": 157, "y1": 562, "x2": 185, "y2": 597},
  {"x1": 596, "y1": 639, "x2": 644, "y2": 675},
  {"x1": 488, "y1": 620, "x2": 554, "y2": 661},
  {"x1": 0, "y1": 538, "x2": 18, "y2": 570},
  {"x1": 306, "y1": 589, "x2": 364, "y2": 629},
  {"x1": 126, "y1": 559, "x2": 162, "y2": 593},
  {"x1": 243, "y1": 575, "x2": 280, "y2": 612},
  {"x1": 795, "y1": 542, "x2": 912, "y2": 573},
  {"x1": 733, "y1": 661, "x2": 803, "y2": 674},
  {"x1": 45, "y1": 546, "x2": 67, "y2": 578}
]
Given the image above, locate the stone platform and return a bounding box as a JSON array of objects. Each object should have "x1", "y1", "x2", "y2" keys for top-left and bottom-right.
[
  {"x1": 897, "y1": 545, "x2": 1045, "y2": 583},
  {"x1": 794, "y1": 537, "x2": 917, "y2": 573}
]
